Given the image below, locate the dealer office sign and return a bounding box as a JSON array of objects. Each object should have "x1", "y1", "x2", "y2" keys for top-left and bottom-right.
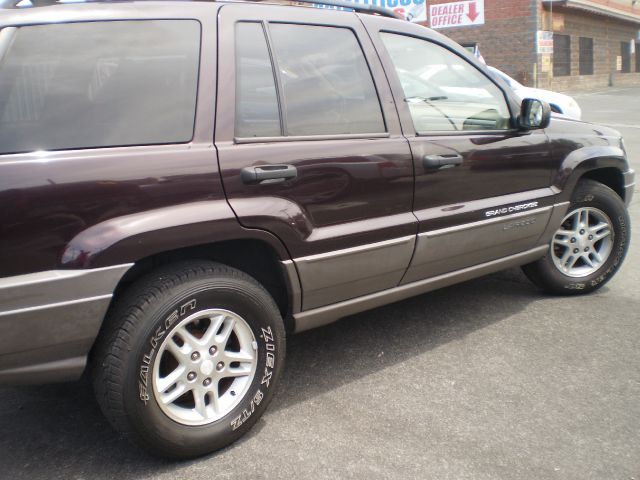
[{"x1": 429, "y1": 0, "x2": 485, "y2": 28}]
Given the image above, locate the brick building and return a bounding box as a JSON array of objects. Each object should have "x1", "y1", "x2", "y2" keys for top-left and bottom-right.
[{"x1": 426, "y1": 0, "x2": 640, "y2": 90}]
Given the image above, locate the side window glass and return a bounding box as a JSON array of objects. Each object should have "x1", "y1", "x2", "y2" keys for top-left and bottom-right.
[
  {"x1": 235, "y1": 22, "x2": 281, "y2": 138},
  {"x1": 0, "y1": 20, "x2": 200, "y2": 154},
  {"x1": 268, "y1": 24, "x2": 385, "y2": 136},
  {"x1": 380, "y1": 33, "x2": 511, "y2": 133}
]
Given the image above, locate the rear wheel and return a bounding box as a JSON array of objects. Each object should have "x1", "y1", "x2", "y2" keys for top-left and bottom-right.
[
  {"x1": 92, "y1": 261, "x2": 285, "y2": 459},
  {"x1": 522, "y1": 179, "x2": 630, "y2": 295}
]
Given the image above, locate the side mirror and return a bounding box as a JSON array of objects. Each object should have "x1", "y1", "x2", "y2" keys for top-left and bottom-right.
[{"x1": 518, "y1": 98, "x2": 551, "y2": 130}]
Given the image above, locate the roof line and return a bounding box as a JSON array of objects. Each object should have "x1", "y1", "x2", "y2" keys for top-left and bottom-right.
[
  {"x1": 542, "y1": 0, "x2": 640, "y2": 25},
  {"x1": 256, "y1": 0, "x2": 405, "y2": 20}
]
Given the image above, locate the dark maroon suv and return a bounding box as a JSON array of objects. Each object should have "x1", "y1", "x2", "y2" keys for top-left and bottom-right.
[{"x1": 0, "y1": 0, "x2": 634, "y2": 459}]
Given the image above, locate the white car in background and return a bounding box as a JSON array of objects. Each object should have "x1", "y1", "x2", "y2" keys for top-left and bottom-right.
[{"x1": 487, "y1": 66, "x2": 582, "y2": 120}]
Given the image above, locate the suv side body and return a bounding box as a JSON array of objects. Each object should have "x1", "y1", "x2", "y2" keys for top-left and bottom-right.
[{"x1": 0, "y1": 0, "x2": 634, "y2": 458}]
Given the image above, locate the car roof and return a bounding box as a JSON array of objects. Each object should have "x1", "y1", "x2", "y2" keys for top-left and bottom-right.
[{"x1": 1, "y1": 0, "x2": 403, "y2": 19}]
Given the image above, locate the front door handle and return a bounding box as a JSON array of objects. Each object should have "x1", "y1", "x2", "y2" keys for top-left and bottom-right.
[
  {"x1": 241, "y1": 164, "x2": 298, "y2": 184},
  {"x1": 423, "y1": 154, "x2": 464, "y2": 170}
]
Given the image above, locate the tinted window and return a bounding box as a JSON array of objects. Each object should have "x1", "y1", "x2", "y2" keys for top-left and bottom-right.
[
  {"x1": 381, "y1": 33, "x2": 511, "y2": 133},
  {"x1": 621, "y1": 42, "x2": 631, "y2": 74},
  {"x1": 235, "y1": 22, "x2": 281, "y2": 138},
  {"x1": 268, "y1": 24, "x2": 385, "y2": 136},
  {"x1": 0, "y1": 21, "x2": 200, "y2": 155},
  {"x1": 553, "y1": 34, "x2": 571, "y2": 77},
  {"x1": 579, "y1": 37, "x2": 594, "y2": 76}
]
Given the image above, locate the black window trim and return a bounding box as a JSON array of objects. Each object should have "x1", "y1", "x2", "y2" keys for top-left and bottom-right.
[
  {"x1": 578, "y1": 36, "x2": 594, "y2": 76},
  {"x1": 233, "y1": 19, "x2": 390, "y2": 143},
  {"x1": 377, "y1": 29, "x2": 520, "y2": 138},
  {"x1": 621, "y1": 41, "x2": 632, "y2": 74},
  {"x1": 553, "y1": 33, "x2": 571, "y2": 77},
  {"x1": 0, "y1": 18, "x2": 204, "y2": 156}
]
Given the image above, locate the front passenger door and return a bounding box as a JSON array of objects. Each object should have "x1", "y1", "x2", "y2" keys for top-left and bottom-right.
[{"x1": 362, "y1": 15, "x2": 556, "y2": 283}]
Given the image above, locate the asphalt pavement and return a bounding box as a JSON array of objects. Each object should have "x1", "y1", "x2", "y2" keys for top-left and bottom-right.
[{"x1": 1, "y1": 88, "x2": 639, "y2": 480}]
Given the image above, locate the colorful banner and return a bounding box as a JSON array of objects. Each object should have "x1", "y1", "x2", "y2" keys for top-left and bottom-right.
[{"x1": 314, "y1": 0, "x2": 427, "y2": 23}]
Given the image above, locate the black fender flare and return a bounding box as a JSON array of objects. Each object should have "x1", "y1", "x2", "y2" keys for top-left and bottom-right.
[
  {"x1": 60, "y1": 200, "x2": 292, "y2": 269},
  {"x1": 552, "y1": 145, "x2": 629, "y2": 203}
]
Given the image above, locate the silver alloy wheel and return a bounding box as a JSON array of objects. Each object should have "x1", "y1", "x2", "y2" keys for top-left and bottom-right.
[
  {"x1": 551, "y1": 207, "x2": 614, "y2": 278},
  {"x1": 152, "y1": 309, "x2": 258, "y2": 426}
]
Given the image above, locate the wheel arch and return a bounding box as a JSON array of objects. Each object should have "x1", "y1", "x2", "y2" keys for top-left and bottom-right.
[
  {"x1": 553, "y1": 145, "x2": 629, "y2": 203},
  {"x1": 579, "y1": 167, "x2": 625, "y2": 201},
  {"x1": 60, "y1": 201, "x2": 300, "y2": 334},
  {"x1": 110, "y1": 239, "x2": 298, "y2": 330}
]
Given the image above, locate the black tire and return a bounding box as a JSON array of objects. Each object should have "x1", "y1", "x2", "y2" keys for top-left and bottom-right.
[
  {"x1": 522, "y1": 179, "x2": 630, "y2": 295},
  {"x1": 91, "y1": 261, "x2": 285, "y2": 459}
]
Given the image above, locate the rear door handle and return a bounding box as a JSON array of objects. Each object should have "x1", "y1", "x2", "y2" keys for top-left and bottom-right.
[
  {"x1": 423, "y1": 154, "x2": 464, "y2": 170},
  {"x1": 241, "y1": 164, "x2": 297, "y2": 184}
]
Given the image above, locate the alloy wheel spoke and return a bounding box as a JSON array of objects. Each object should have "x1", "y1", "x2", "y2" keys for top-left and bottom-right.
[
  {"x1": 216, "y1": 318, "x2": 236, "y2": 349},
  {"x1": 579, "y1": 209, "x2": 590, "y2": 228},
  {"x1": 193, "y1": 389, "x2": 209, "y2": 418},
  {"x1": 559, "y1": 248, "x2": 573, "y2": 267},
  {"x1": 157, "y1": 365, "x2": 186, "y2": 394},
  {"x1": 161, "y1": 381, "x2": 188, "y2": 405},
  {"x1": 591, "y1": 223, "x2": 611, "y2": 241},
  {"x1": 166, "y1": 337, "x2": 190, "y2": 361},
  {"x1": 224, "y1": 351, "x2": 254, "y2": 363},
  {"x1": 200, "y1": 314, "x2": 226, "y2": 346},
  {"x1": 566, "y1": 254, "x2": 580, "y2": 270},
  {"x1": 208, "y1": 385, "x2": 221, "y2": 414},
  {"x1": 582, "y1": 254, "x2": 595, "y2": 268},
  {"x1": 556, "y1": 228, "x2": 575, "y2": 238},
  {"x1": 222, "y1": 365, "x2": 253, "y2": 379},
  {"x1": 570, "y1": 211, "x2": 581, "y2": 231},
  {"x1": 592, "y1": 250, "x2": 603, "y2": 263},
  {"x1": 174, "y1": 325, "x2": 201, "y2": 351}
]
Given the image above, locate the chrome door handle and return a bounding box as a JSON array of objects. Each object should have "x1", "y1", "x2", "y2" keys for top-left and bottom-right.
[
  {"x1": 423, "y1": 154, "x2": 464, "y2": 170},
  {"x1": 241, "y1": 164, "x2": 297, "y2": 184}
]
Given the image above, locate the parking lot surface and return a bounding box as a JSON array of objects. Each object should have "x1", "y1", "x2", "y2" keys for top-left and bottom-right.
[{"x1": 0, "y1": 88, "x2": 639, "y2": 480}]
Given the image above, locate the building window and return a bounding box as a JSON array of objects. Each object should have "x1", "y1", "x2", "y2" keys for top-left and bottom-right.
[
  {"x1": 579, "y1": 37, "x2": 594, "y2": 75},
  {"x1": 553, "y1": 34, "x2": 571, "y2": 77},
  {"x1": 621, "y1": 42, "x2": 631, "y2": 73}
]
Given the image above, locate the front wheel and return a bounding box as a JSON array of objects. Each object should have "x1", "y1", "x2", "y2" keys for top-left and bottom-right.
[
  {"x1": 92, "y1": 261, "x2": 285, "y2": 459},
  {"x1": 522, "y1": 179, "x2": 630, "y2": 295}
]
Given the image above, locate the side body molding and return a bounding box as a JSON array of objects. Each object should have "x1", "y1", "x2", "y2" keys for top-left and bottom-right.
[
  {"x1": 0, "y1": 264, "x2": 132, "y2": 384},
  {"x1": 61, "y1": 200, "x2": 291, "y2": 269}
]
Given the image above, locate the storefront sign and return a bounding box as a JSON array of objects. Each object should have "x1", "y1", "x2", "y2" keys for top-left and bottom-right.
[
  {"x1": 316, "y1": 0, "x2": 427, "y2": 23},
  {"x1": 429, "y1": 0, "x2": 485, "y2": 29},
  {"x1": 537, "y1": 31, "x2": 554, "y2": 55}
]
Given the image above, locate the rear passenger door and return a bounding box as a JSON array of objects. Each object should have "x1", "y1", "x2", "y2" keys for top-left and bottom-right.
[{"x1": 215, "y1": 5, "x2": 416, "y2": 311}]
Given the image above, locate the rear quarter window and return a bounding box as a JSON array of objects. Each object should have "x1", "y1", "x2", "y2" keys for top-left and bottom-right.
[{"x1": 0, "y1": 20, "x2": 200, "y2": 155}]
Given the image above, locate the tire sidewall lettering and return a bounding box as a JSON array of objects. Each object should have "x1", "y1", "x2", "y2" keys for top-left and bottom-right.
[
  {"x1": 230, "y1": 326, "x2": 276, "y2": 431},
  {"x1": 138, "y1": 298, "x2": 198, "y2": 405}
]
